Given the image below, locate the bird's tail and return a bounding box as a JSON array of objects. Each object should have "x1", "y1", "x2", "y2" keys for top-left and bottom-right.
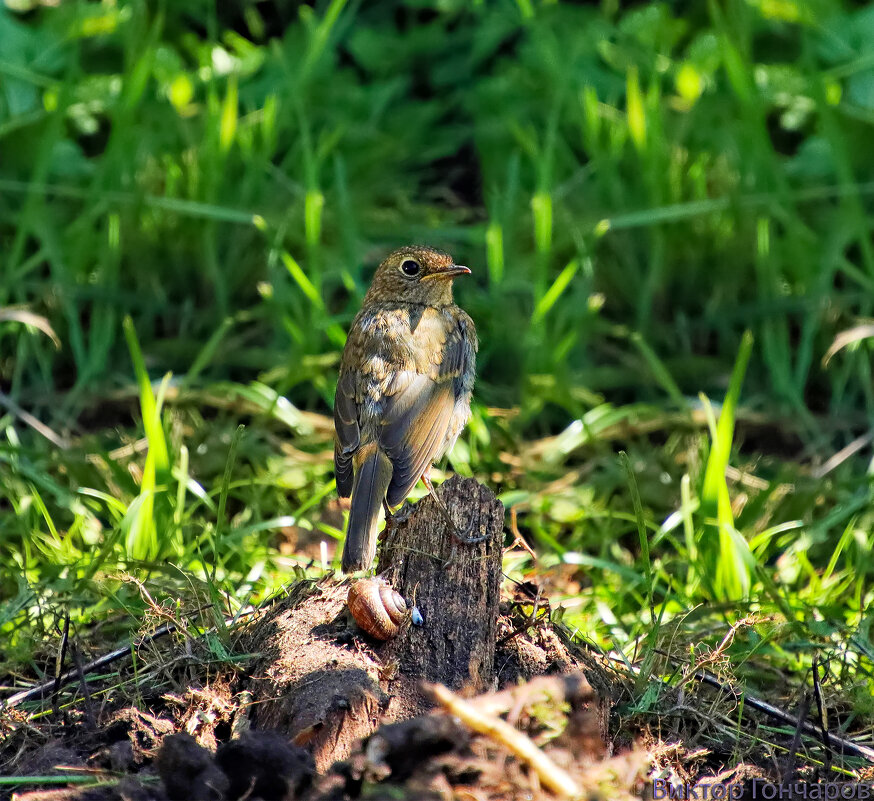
[{"x1": 342, "y1": 443, "x2": 393, "y2": 572}]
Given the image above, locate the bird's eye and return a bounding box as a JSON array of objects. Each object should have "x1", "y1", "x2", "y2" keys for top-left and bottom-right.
[{"x1": 400, "y1": 259, "x2": 421, "y2": 277}]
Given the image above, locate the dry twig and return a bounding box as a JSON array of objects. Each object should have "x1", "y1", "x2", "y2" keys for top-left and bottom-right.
[{"x1": 425, "y1": 681, "x2": 581, "y2": 799}]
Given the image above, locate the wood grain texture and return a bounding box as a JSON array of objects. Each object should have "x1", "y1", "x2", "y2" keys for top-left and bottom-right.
[{"x1": 377, "y1": 474, "x2": 504, "y2": 694}]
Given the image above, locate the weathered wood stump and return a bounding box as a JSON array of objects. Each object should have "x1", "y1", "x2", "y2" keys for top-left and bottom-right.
[
  {"x1": 242, "y1": 476, "x2": 506, "y2": 769},
  {"x1": 377, "y1": 475, "x2": 504, "y2": 703}
]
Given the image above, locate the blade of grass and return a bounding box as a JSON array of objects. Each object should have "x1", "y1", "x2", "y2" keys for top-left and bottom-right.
[
  {"x1": 629, "y1": 332, "x2": 688, "y2": 408},
  {"x1": 532, "y1": 258, "x2": 578, "y2": 324},
  {"x1": 700, "y1": 331, "x2": 755, "y2": 599}
]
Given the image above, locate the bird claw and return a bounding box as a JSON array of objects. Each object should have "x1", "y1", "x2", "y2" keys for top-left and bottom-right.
[
  {"x1": 392, "y1": 502, "x2": 414, "y2": 523},
  {"x1": 383, "y1": 502, "x2": 413, "y2": 534},
  {"x1": 421, "y1": 474, "x2": 489, "y2": 546},
  {"x1": 441, "y1": 519, "x2": 488, "y2": 570},
  {"x1": 433, "y1": 492, "x2": 488, "y2": 544},
  {"x1": 449, "y1": 516, "x2": 488, "y2": 545}
]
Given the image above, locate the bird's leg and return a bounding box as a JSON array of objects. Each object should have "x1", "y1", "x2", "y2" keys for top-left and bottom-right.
[
  {"x1": 380, "y1": 499, "x2": 413, "y2": 545},
  {"x1": 422, "y1": 473, "x2": 488, "y2": 544},
  {"x1": 383, "y1": 499, "x2": 414, "y2": 527},
  {"x1": 379, "y1": 500, "x2": 395, "y2": 543}
]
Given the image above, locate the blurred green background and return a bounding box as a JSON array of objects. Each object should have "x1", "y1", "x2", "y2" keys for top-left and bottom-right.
[
  {"x1": 6, "y1": 0, "x2": 874, "y2": 418},
  {"x1": 2, "y1": 0, "x2": 873, "y2": 728}
]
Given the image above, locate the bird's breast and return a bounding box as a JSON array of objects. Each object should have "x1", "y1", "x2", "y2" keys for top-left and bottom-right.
[{"x1": 352, "y1": 305, "x2": 451, "y2": 375}]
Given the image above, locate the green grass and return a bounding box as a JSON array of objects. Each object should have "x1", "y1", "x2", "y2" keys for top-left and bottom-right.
[{"x1": 2, "y1": 0, "x2": 874, "y2": 776}]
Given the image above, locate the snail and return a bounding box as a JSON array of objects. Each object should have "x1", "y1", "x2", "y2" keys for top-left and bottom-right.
[{"x1": 347, "y1": 578, "x2": 411, "y2": 641}]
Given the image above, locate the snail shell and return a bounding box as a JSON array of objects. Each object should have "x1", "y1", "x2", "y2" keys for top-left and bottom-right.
[{"x1": 347, "y1": 579, "x2": 410, "y2": 640}]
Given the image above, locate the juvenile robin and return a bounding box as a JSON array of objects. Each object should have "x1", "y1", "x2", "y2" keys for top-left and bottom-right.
[{"x1": 334, "y1": 245, "x2": 480, "y2": 572}]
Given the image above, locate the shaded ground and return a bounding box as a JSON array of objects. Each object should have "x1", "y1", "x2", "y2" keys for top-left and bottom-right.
[
  {"x1": 0, "y1": 580, "x2": 618, "y2": 800},
  {"x1": 3, "y1": 568, "x2": 868, "y2": 800}
]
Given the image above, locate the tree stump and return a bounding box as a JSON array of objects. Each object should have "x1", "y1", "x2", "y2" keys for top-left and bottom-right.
[
  {"x1": 242, "y1": 476, "x2": 505, "y2": 768},
  {"x1": 377, "y1": 475, "x2": 504, "y2": 706}
]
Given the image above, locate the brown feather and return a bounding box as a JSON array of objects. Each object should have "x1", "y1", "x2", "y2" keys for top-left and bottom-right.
[
  {"x1": 333, "y1": 245, "x2": 478, "y2": 572},
  {"x1": 342, "y1": 444, "x2": 393, "y2": 572}
]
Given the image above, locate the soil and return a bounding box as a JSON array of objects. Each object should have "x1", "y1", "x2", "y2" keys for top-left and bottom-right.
[
  {"x1": 0, "y1": 478, "x2": 624, "y2": 800},
  {"x1": 0, "y1": 591, "x2": 619, "y2": 800},
  {"x1": 1, "y1": 477, "x2": 845, "y2": 800}
]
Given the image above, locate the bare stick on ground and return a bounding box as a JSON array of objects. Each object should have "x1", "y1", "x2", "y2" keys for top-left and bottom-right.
[{"x1": 425, "y1": 681, "x2": 581, "y2": 798}]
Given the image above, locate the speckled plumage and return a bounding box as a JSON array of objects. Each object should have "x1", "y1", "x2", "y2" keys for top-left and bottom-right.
[{"x1": 334, "y1": 246, "x2": 477, "y2": 572}]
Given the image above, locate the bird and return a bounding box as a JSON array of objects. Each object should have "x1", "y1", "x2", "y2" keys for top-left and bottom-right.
[{"x1": 334, "y1": 245, "x2": 479, "y2": 573}]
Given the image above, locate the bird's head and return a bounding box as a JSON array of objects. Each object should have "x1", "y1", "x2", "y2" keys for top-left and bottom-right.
[{"x1": 364, "y1": 246, "x2": 471, "y2": 306}]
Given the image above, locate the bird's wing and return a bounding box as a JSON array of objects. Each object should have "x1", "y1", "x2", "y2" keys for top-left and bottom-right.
[
  {"x1": 380, "y1": 319, "x2": 473, "y2": 507},
  {"x1": 380, "y1": 374, "x2": 454, "y2": 507},
  {"x1": 445, "y1": 311, "x2": 477, "y2": 399},
  {"x1": 333, "y1": 368, "x2": 359, "y2": 498}
]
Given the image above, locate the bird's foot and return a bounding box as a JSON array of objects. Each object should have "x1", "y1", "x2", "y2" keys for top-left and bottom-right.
[
  {"x1": 441, "y1": 521, "x2": 488, "y2": 570},
  {"x1": 422, "y1": 474, "x2": 488, "y2": 545},
  {"x1": 391, "y1": 502, "x2": 415, "y2": 524},
  {"x1": 383, "y1": 501, "x2": 414, "y2": 530},
  {"x1": 380, "y1": 501, "x2": 414, "y2": 548},
  {"x1": 450, "y1": 519, "x2": 488, "y2": 545}
]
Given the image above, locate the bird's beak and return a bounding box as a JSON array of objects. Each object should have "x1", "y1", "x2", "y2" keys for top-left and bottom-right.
[{"x1": 422, "y1": 264, "x2": 471, "y2": 281}]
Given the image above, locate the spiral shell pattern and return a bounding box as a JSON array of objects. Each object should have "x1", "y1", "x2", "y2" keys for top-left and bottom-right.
[{"x1": 347, "y1": 579, "x2": 410, "y2": 640}]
